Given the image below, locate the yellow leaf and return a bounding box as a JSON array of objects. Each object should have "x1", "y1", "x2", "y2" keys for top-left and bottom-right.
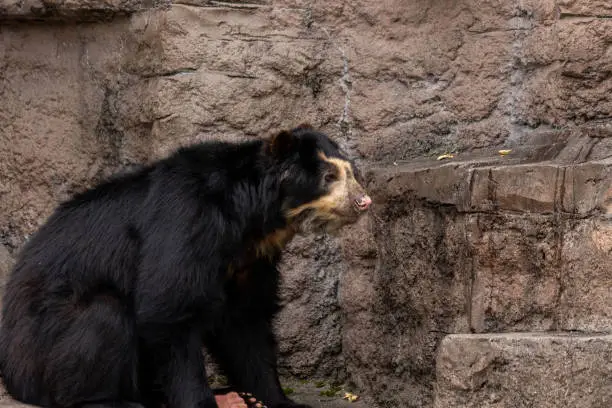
[
  {"x1": 343, "y1": 392, "x2": 360, "y2": 402},
  {"x1": 498, "y1": 149, "x2": 512, "y2": 155},
  {"x1": 436, "y1": 153, "x2": 454, "y2": 161}
]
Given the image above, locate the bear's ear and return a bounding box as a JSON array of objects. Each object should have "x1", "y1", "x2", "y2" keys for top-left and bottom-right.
[{"x1": 267, "y1": 129, "x2": 296, "y2": 158}]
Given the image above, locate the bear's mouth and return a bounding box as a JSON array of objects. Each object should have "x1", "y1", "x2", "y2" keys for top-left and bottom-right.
[
  {"x1": 354, "y1": 194, "x2": 372, "y2": 211},
  {"x1": 292, "y1": 206, "x2": 365, "y2": 235}
]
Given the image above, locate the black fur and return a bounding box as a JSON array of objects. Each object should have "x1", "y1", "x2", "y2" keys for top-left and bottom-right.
[{"x1": 0, "y1": 127, "x2": 360, "y2": 408}]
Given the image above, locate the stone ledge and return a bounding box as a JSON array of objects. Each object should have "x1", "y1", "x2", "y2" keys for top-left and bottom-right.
[
  {"x1": 368, "y1": 148, "x2": 612, "y2": 217},
  {"x1": 0, "y1": 0, "x2": 170, "y2": 22},
  {"x1": 434, "y1": 332, "x2": 612, "y2": 408},
  {"x1": 367, "y1": 153, "x2": 612, "y2": 332}
]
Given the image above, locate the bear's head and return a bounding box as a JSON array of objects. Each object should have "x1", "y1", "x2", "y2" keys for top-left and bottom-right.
[{"x1": 266, "y1": 124, "x2": 371, "y2": 234}]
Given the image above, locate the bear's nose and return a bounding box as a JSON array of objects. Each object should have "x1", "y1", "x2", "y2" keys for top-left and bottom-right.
[{"x1": 355, "y1": 194, "x2": 372, "y2": 211}]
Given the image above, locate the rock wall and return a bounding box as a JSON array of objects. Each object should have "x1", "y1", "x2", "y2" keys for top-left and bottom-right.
[
  {"x1": 353, "y1": 130, "x2": 611, "y2": 407},
  {"x1": 1, "y1": 1, "x2": 611, "y2": 407}
]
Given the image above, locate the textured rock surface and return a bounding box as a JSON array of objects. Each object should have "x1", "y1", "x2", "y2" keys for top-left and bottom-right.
[
  {"x1": 345, "y1": 127, "x2": 612, "y2": 407},
  {"x1": 0, "y1": 0, "x2": 169, "y2": 21},
  {"x1": 1, "y1": 1, "x2": 611, "y2": 408},
  {"x1": 0, "y1": 245, "x2": 14, "y2": 307},
  {"x1": 559, "y1": 0, "x2": 612, "y2": 16},
  {"x1": 342, "y1": 129, "x2": 611, "y2": 407},
  {"x1": 0, "y1": 18, "x2": 142, "y2": 246},
  {"x1": 275, "y1": 235, "x2": 347, "y2": 378},
  {"x1": 434, "y1": 333, "x2": 612, "y2": 408}
]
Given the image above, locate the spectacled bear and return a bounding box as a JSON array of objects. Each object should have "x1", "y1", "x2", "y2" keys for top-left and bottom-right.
[{"x1": 0, "y1": 125, "x2": 371, "y2": 408}]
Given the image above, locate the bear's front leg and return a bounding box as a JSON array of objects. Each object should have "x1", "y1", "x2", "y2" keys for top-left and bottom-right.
[
  {"x1": 205, "y1": 319, "x2": 312, "y2": 408},
  {"x1": 145, "y1": 328, "x2": 218, "y2": 408}
]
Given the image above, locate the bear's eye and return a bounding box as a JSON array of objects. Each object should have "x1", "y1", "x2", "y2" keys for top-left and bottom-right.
[{"x1": 324, "y1": 172, "x2": 338, "y2": 183}]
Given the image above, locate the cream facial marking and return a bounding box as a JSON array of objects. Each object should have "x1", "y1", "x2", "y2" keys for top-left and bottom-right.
[{"x1": 287, "y1": 152, "x2": 370, "y2": 220}]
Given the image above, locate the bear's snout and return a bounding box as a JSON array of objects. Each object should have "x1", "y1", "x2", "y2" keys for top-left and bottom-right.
[{"x1": 354, "y1": 194, "x2": 372, "y2": 211}]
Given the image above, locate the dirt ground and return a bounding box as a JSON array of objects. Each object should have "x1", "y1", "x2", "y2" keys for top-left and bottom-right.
[{"x1": 0, "y1": 379, "x2": 367, "y2": 408}]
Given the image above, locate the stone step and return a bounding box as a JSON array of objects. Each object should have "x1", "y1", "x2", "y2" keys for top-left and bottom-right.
[{"x1": 433, "y1": 333, "x2": 612, "y2": 408}]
